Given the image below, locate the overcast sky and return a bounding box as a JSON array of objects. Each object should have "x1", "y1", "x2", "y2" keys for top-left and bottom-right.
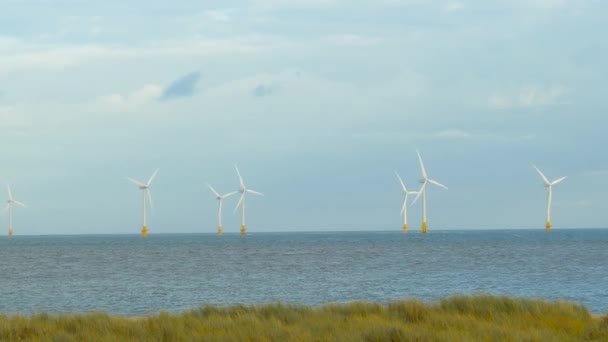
[{"x1": 1, "y1": 0, "x2": 607, "y2": 235}]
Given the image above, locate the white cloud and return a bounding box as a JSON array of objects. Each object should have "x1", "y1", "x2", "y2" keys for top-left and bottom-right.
[
  {"x1": 0, "y1": 106, "x2": 32, "y2": 127},
  {"x1": 488, "y1": 85, "x2": 568, "y2": 109},
  {"x1": 526, "y1": 0, "x2": 565, "y2": 10},
  {"x1": 253, "y1": 0, "x2": 338, "y2": 10},
  {"x1": 0, "y1": 38, "x2": 260, "y2": 75},
  {"x1": 201, "y1": 9, "x2": 235, "y2": 22},
  {"x1": 322, "y1": 34, "x2": 380, "y2": 47},
  {"x1": 443, "y1": 1, "x2": 465, "y2": 12},
  {"x1": 100, "y1": 84, "x2": 163, "y2": 106},
  {"x1": 434, "y1": 129, "x2": 470, "y2": 138}
]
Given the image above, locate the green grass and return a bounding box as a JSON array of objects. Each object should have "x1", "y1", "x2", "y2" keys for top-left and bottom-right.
[{"x1": 1, "y1": 295, "x2": 606, "y2": 341}]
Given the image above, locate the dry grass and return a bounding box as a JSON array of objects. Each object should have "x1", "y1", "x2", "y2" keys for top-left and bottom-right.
[{"x1": 0, "y1": 295, "x2": 606, "y2": 341}]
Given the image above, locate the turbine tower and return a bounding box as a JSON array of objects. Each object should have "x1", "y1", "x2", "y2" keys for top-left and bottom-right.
[
  {"x1": 207, "y1": 183, "x2": 237, "y2": 235},
  {"x1": 4, "y1": 185, "x2": 26, "y2": 237},
  {"x1": 412, "y1": 150, "x2": 447, "y2": 234},
  {"x1": 533, "y1": 165, "x2": 566, "y2": 232},
  {"x1": 395, "y1": 171, "x2": 418, "y2": 233},
  {"x1": 234, "y1": 165, "x2": 263, "y2": 235},
  {"x1": 128, "y1": 169, "x2": 159, "y2": 238}
]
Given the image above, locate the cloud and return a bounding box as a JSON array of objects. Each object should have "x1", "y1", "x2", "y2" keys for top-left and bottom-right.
[
  {"x1": 252, "y1": 84, "x2": 275, "y2": 97},
  {"x1": 443, "y1": 1, "x2": 464, "y2": 12},
  {"x1": 100, "y1": 84, "x2": 163, "y2": 105},
  {"x1": 488, "y1": 85, "x2": 568, "y2": 109},
  {"x1": 253, "y1": 0, "x2": 338, "y2": 10},
  {"x1": 0, "y1": 39, "x2": 258, "y2": 75},
  {"x1": 160, "y1": 71, "x2": 201, "y2": 101},
  {"x1": 434, "y1": 129, "x2": 470, "y2": 138},
  {"x1": 0, "y1": 106, "x2": 32, "y2": 127},
  {"x1": 527, "y1": 0, "x2": 565, "y2": 10}
]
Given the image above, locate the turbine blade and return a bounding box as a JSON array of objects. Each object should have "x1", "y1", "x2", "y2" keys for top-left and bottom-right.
[
  {"x1": 234, "y1": 193, "x2": 245, "y2": 213},
  {"x1": 551, "y1": 176, "x2": 567, "y2": 185},
  {"x1": 400, "y1": 197, "x2": 407, "y2": 215},
  {"x1": 416, "y1": 150, "x2": 428, "y2": 179},
  {"x1": 207, "y1": 183, "x2": 220, "y2": 198},
  {"x1": 428, "y1": 179, "x2": 448, "y2": 190},
  {"x1": 247, "y1": 189, "x2": 264, "y2": 196},
  {"x1": 223, "y1": 191, "x2": 238, "y2": 198},
  {"x1": 395, "y1": 171, "x2": 407, "y2": 192},
  {"x1": 532, "y1": 165, "x2": 550, "y2": 186},
  {"x1": 7, "y1": 185, "x2": 13, "y2": 201},
  {"x1": 411, "y1": 182, "x2": 427, "y2": 206},
  {"x1": 128, "y1": 178, "x2": 147, "y2": 187},
  {"x1": 235, "y1": 165, "x2": 245, "y2": 188},
  {"x1": 14, "y1": 200, "x2": 26, "y2": 208},
  {"x1": 147, "y1": 189, "x2": 154, "y2": 214},
  {"x1": 2, "y1": 204, "x2": 9, "y2": 213},
  {"x1": 147, "y1": 168, "x2": 159, "y2": 186}
]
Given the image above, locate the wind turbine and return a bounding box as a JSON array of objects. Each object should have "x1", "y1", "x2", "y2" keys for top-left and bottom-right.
[
  {"x1": 533, "y1": 165, "x2": 566, "y2": 232},
  {"x1": 234, "y1": 165, "x2": 263, "y2": 235},
  {"x1": 128, "y1": 169, "x2": 159, "y2": 238},
  {"x1": 207, "y1": 183, "x2": 237, "y2": 235},
  {"x1": 412, "y1": 150, "x2": 448, "y2": 234},
  {"x1": 4, "y1": 185, "x2": 26, "y2": 237},
  {"x1": 395, "y1": 171, "x2": 419, "y2": 233}
]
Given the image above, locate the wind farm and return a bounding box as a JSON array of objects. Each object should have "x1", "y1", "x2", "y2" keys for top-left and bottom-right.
[
  {"x1": 128, "y1": 169, "x2": 159, "y2": 238},
  {"x1": 533, "y1": 165, "x2": 567, "y2": 232},
  {"x1": 234, "y1": 165, "x2": 264, "y2": 235},
  {"x1": 411, "y1": 150, "x2": 448, "y2": 234},
  {"x1": 4, "y1": 185, "x2": 26, "y2": 238},
  {"x1": 395, "y1": 171, "x2": 418, "y2": 233},
  {"x1": 207, "y1": 183, "x2": 237, "y2": 235}
]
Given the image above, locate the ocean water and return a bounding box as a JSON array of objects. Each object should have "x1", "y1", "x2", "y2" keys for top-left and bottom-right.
[{"x1": 0, "y1": 229, "x2": 606, "y2": 316}]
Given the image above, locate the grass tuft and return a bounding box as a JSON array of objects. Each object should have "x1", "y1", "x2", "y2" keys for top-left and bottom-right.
[{"x1": 0, "y1": 296, "x2": 605, "y2": 341}]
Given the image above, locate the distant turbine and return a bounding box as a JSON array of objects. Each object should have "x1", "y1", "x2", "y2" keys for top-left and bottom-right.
[
  {"x1": 412, "y1": 150, "x2": 448, "y2": 234},
  {"x1": 207, "y1": 183, "x2": 238, "y2": 235},
  {"x1": 4, "y1": 185, "x2": 26, "y2": 237},
  {"x1": 395, "y1": 171, "x2": 419, "y2": 233},
  {"x1": 533, "y1": 165, "x2": 566, "y2": 232},
  {"x1": 234, "y1": 165, "x2": 263, "y2": 235},
  {"x1": 128, "y1": 169, "x2": 159, "y2": 238}
]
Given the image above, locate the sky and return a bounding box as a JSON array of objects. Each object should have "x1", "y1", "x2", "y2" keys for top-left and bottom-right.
[{"x1": 1, "y1": 0, "x2": 607, "y2": 235}]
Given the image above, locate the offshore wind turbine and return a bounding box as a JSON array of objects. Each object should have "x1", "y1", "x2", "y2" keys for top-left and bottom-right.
[
  {"x1": 412, "y1": 150, "x2": 448, "y2": 234},
  {"x1": 207, "y1": 183, "x2": 237, "y2": 235},
  {"x1": 4, "y1": 185, "x2": 26, "y2": 237},
  {"x1": 533, "y1": 165, "x2": 566, "y2": 232},
  {"x1": 128, "y1": 169, "x2": 159, "y2": 238},
  {"x1": 395, "y1": 171, "x2": 419, "y2": 233},
  {"x1": 234, "y1": 165, "x2": 263, "y2": 235}
]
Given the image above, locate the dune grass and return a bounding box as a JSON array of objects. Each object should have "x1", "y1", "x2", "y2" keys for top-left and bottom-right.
[{"x1": 0, "y1": 295, "x2": 607, "y2": 341}]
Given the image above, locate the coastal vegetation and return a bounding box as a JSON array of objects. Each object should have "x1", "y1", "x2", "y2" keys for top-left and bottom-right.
[{"x1": 1, "y1": 295, "x2": 606, "y2": 341}]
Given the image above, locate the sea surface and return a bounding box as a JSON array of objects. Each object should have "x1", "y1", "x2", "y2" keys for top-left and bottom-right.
[{"x1": 0, "y1": 229, "x2": 607, "y2": 316}]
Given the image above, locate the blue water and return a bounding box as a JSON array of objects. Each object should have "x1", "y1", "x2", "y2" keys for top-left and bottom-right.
[{"x1": 0, "y1": 229, "x2": 607, "y2": 316}]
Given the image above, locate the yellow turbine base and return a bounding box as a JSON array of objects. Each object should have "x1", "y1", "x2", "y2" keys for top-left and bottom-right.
[
  {"x1": 421, "y1": 221, "x2": 428, "y2": 234},
  {"x1": 8, "y1": 229, "x2": 13, "y2": 238},
  {"x1": 402, "y1": 224, "x2": 408, "y2": 233},
  {"x1": 217, "y1": 226, "x2": 223, "y2": 235},
  {"x1": 141, "y1": 225, "x2": 148, "y2": 238},
  {"x1": 240, "y1": 225, "x2": 246, "y2": 235},
  {"x1": 545, "y1": 221, "x2": 551, "y2": 232}
]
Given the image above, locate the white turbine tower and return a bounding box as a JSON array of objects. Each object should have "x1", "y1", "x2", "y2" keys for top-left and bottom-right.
[
  {"x1": 412, "y1": 150, "x2": 448, "y2": 234},
  {"x1": 128, "y1": 169, "x2": 159, "y2": 238},
  {"x1": 234, "y1": 165, "x2": 263, "y2": 235},
  {"x1": 207, "y1": 183, "x2": 237, "y2": 235},
  {"x1": 533, "y1": 165, "x2": 566, "y2": 232},
  {"x1": 395, "y1": 171, "x2": 419, "y2": 233},
  {"x1": 4, "y1": 185, "x2": 26, "y2": 237}
]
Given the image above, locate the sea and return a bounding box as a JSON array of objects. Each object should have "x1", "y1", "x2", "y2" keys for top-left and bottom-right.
[{"x1": 0, "y1": 229, "x2": 606, "y2": 316}]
